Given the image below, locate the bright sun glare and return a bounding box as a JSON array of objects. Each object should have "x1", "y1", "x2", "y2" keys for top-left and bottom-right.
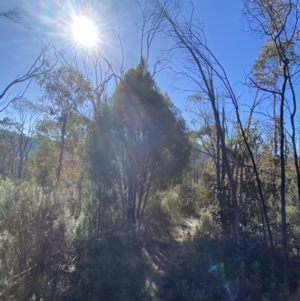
[{"x1": 71, "y1": 17, "x2": 98, "y2": 47}]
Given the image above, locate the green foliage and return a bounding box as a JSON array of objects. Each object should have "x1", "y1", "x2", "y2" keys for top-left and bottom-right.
[
  {"x1": 253, "y1": 40, "x2": 298, "y2": 87},
  {"x1": 36, "y1": 65, "x2": 90, "y2": 183},
  {"x1": 161, "y1": 231, "x2": 232, "y2": 301},
  {"x1": 0, "y1": 128, "x2": 18, "y2": 179},
  {"x1": 89, "y1": 60, "x2": 190, "y2": 224},
  {"x1": 160, "y1": 226, "x2": 299, "y2": 301},
  {"x1": 177, "y1": 182, "x2": 201, "y2": 217},
  {"x1": 144, "y1": 190, "x2": 175, "y2": 238},
  {"x1": 63, "y1": 235, "x2": 146, "y2": 301},
  {"x1": 28, "y1": 134, "x2": 58, "y2": 186},
  {"x1": 0, "y1": 179, "x2": 83, "y2": 300}
]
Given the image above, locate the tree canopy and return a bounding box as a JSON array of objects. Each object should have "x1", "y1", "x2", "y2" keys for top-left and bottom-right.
[{"x1": 89, "y1": 60, "x2": 190, "y2": 224}]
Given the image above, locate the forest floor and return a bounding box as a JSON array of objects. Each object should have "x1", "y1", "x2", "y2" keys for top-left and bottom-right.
[{"x1": 142, "y1": 217, "x2": 200, "y2": 300}]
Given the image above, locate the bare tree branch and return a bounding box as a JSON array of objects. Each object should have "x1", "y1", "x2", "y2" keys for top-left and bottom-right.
[
  {"x1": 0, "y1": 4, "x2": 26, "y2": 24},
  {"x1": 0, "y1": 40, "x2": 56, "y2": 113}
]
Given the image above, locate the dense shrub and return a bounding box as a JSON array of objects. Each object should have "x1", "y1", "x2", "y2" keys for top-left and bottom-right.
[{"x1": 63, "y1": 234, "x2": 147, "y2": 301}]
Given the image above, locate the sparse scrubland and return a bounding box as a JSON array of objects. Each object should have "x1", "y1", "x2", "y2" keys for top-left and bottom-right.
[{"x1": 2, "y1": 0, "x2": 300, "y2": 300}]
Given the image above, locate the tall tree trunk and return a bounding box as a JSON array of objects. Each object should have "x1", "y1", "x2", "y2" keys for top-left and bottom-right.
[
  {"x1": 18, "y1": 133, "x2": 24, "y2": 179},
  {"x1": 128, "y1": 174, "x2": 134, "y2": 223},
  {"x1": 167, "y1": 19, "x2": 240, "y2": 244},
  {"x1": 216, "y1": 127, "x2": 225, "y2": 231},
  {"x1": 132, "y1": 176, "x2": 137, "y2": 224},
  {"x1": 57, "y1": 116, "x2": 67, "y2": 183},
  {"x1": 280, "y1": 66, "x2": 289, "y2": 289},
  {"x1": 97, "y1": 184, "x2": 102, "y2": 236},
  {"x1": 234, "y1": 115, "x2": 275, "y2": 273},
  {"x1": 287, "y1": 72, "x2": 300, "y2": 209}
]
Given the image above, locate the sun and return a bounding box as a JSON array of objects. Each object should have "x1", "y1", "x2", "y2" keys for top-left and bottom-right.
[{"x1": 71, "y1": 17, "x2": 98, "y2": 47}]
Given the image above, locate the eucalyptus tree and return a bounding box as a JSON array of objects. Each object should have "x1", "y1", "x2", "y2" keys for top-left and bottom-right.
[
  {"x1": 148, "y1": 2, "x2": 279, "y2": 276},
  {"x1": 186, "y1": 93, "x2": 230, "y2": 232},
  {"x1": 243, "y1": 0, "x2": 300, "y2": 288},
  {"x1": 37, "y1": 66, "x2": 91, "y2": 183},
  {"x1": 149, "y1": 0, "x2": 245, "y2": 245},
  {"x1": 0, "y1": 98, "x2": 40, "y2": 179}
]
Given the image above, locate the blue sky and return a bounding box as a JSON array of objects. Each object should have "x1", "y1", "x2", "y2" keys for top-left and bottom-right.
[{"x1": 0, "y1": 0, "x2": 263, "y2": 121}]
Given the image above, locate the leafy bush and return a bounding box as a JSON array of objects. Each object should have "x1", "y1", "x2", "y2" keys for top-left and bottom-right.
[
  {"x1": 0, "y1": 179, "x2": 82, "y2": 300},
  {"x1": 144, "y1": 195, "x2": 174, "y2": 239},
  {"x1": 159, "y1": 226, "x2": 299, "y2": 301},
  {"x1": 63, "y1": 234, "x2": 147, "y2": 301}
]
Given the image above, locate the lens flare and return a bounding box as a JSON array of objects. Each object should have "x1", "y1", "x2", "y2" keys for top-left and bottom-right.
[
  {"x1": 208, "y1": 261, "x2": 238, "y2": 300},
  {"x1": 223, "y1": 282, "x2": 238, "y2": 301}
]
